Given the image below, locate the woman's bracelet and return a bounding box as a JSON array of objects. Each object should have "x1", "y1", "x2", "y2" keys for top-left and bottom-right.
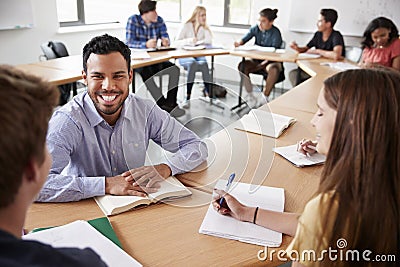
[{"x1": 253, "y1": 207, "x2": 259, "y2": 224}]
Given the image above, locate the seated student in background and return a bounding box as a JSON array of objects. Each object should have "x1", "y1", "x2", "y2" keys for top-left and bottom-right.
[
  {"x1": 360, "y1": 16, "x2": 400, "y2": 72},
  {"x1": 0, "y1": 66, "x2": 106, "y2": 266},
  {"x1": 289, "y1": 9, "x2": 345, "y2": 86},
  {"x1": 37, "y1": 34, "x2": 208, "y2": 202},
  {"x1": 126, "y1": 0, "x2": 184, "y2": 117},
  {"x1": 175, "y1": 6, "x2": 212, "y2": 108},
  {"x1": 214, "y1": 68, "x2": 399, "y2": 266},
  {"x1": 234, "y1": 8, "x2": 284, "y2": 105}
]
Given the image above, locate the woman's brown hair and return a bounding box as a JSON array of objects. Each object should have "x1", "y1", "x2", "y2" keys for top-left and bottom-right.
[{"x1": 317, "y1": 68, "x2": 399, "y2": 266}]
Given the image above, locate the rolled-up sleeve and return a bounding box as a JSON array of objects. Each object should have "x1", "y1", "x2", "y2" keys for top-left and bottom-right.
[{"x1": 148, "y1": 106, "x2": 208, "y2": 175}]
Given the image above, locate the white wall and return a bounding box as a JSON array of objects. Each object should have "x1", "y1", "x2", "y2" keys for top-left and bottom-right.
[{"x1": 0, "y1": 0, "x2": 362, "y2": 69}]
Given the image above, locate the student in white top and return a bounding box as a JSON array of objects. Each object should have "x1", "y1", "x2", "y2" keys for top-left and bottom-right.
[{"x1": 175, "y1": 6, "x2": 212, "y2": 108}]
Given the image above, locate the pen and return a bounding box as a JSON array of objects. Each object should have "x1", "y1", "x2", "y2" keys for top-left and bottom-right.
[{"x1": 219, "y1": 173, "x2": 235, "y2": 207}]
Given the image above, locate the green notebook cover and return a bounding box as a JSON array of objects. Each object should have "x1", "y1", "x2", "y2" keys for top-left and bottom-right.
[{"x1": 29, "y1": 217, "x2": 122, "y2": 248}]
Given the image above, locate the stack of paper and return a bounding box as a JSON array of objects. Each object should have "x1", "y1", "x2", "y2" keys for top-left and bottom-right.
[
  {"x1": 235, "y1": 109, "x2": 296, "y2": 138},
  {"x1": 130, "y1": 49, "x2": 151, "y2": 60},
  {"x1": 297, "y1": 53, "x2": 321, "y2": 59},
  {"x1": 320, "y1": 62, "x2": 360, "y2": 71},
  {"x1": 199, "y1": 180, "x2": 285, "y2": 247},
  {"x1": 273, "y1": 144, "x2": 326, "y2": 167},
  {"x1": 23, "y1": 220, "x2": 142, "y2": 267},
  {"x1": 235, "y1": 45, "x2": 276, "y2": 52}
]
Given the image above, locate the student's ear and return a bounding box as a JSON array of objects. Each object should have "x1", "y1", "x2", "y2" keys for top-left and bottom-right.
[
  {"x1": 129, "y1": 69, "x2": 133, "y2": 84},
  {"x1": 23, "y1": 158, "x2": 40, "y2": 184},
  {"x1": 82, "y1": 70, "x2": 88, "y2": 85}
]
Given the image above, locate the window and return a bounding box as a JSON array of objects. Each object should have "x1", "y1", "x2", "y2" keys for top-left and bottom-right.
[{"x1": 56, "y1": 0, "x2": 257, "y2": 28}]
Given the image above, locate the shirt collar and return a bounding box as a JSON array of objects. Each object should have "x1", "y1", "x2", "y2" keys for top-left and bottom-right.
[{"x1": 83, "y1": 93, "x2": 135, "y2": 128}]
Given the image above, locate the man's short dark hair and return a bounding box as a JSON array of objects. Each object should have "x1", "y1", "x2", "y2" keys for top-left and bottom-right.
[
  {"x1": 138, "y1": 0, "x2": 157, "y2": 15},
  {"x1": 320, "y1": 9, "x2": 338, "y2": 28},
  {"x1": 0, "y1": 65, "x2": 59, "y2": 208},
  {"x1": 82, "y1": 34, "x2": 131, "y2": 73}
]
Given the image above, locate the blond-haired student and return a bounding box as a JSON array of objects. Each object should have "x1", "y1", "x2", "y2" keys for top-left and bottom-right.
[{"x1": 176, "y1": 6, "x2": 213, "y2": 107}]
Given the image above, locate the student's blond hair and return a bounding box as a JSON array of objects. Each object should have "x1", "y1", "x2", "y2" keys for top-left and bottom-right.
[{"x1": 185, "y1": 6, "x2": 211, "y2": 33}]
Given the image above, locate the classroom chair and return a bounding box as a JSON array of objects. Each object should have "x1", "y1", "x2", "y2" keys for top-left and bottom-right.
[
  {"x1": 40, "y1": 41, "x2": 83, "y2": 105},
  {"x1": 250, "y1": 40, "x2": 287, "y2": 99}
]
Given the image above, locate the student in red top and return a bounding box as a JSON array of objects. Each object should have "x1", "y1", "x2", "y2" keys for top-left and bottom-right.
[{"x1": 360, "y1": 17, "x2": 400, "y2": 72}]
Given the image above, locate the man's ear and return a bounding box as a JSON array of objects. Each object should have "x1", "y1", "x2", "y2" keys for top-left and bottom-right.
[
  {"x1": 82, "y1": 70, "x2": 88, "y2": 85},
  {"x1": 129, "y1": 69, "x2": 133, "y2": 84}
]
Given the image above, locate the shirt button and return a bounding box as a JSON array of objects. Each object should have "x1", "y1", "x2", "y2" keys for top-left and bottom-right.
[
  {"x1": 113, "y1": 168, "x2": 117, "y2": 171},
  {"x1": 134, "y1": 143, "x2": 139, "y2": 147},
  {"x1": 112, "y1": 150, "x2": 115, "y2": 154}
]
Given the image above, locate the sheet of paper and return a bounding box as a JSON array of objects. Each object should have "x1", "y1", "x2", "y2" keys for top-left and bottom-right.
[
  {"x1": 297, "y1": 53, "x2": 321, "y2": 59},
  {"x1": 273, "y1": 144, "x2": 326, "y2": 167},
  {"x1": 320, "y1": 62, "x2": 360, "y2": 71},
  {"x1": 130, "y1": 49, "x2": 151, "y2": 59},
  {"x1": 23, "y1": 220, "x2": 142, "y2": 267}
]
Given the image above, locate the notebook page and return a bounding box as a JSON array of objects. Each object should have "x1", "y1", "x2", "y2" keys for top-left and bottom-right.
[
  {"x1": 199, "y1": 180, "x2": 284, "y2": 246},
  {"x1": 273, "y1": 144, "x2": 326, "y2": 167}
]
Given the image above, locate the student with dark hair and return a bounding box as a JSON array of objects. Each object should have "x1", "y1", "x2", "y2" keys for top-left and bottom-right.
[
  {"x1": 289, "y1": 8, "x2": 345, "y2": 86},
  {"x1": 213, "y1": 68, "x2": 400, "y2": 266},
  {"x1": 0, "y1": 65, "x2": 107, "y2": 266},
  {"x1": 38, "y1": 34, "x2": 207, "y2": 202},
  {"x1": 360, "y1": 16, "x2": 400, "y2": 71},
  {"x1": 126, "y1": 0, "x2": 185, "y2": 117},
  {"x1": 234, "y1": 8, "x2": 284, "y2": 106}
]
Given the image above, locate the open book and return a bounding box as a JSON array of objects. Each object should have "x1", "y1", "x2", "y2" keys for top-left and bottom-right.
[
  {"x1": 273, "y1": 144, "x2": 326, "y2": 167},
  {"x1": 199, "y1": 180, "x2": 285, "y2": 247},
  {"x1": 235, "y1": 109, "x2": 296, "y2": 138},
  {"x1": 23, "y1": 220, "x2": 142, "y2": 267},
  {"x1": 94, "y1": 176, "x2": 192, "y2": 216}
]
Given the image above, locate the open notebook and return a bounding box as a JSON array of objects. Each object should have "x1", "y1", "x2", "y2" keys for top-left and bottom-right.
[
  {"x1": 23, "y1": 220, "x2": 142, "y2": 267},
  {"x1": 235, "y1": 109, "x2": 296, "y2": 138},
  {"x1": 199, "y1": 180, "x2": 285, "y2": 247},
  {"x1": 94, "y1": 176, "x2": 192, "y2": 216},
  {"x1": 273, "y1": 144, "x2": 326, "y2": 167}
]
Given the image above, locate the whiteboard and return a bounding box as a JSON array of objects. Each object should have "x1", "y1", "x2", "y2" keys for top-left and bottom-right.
[
  {"x1": 289, "y1": 0, "x2": 400, "y2": 37},
  {"x1": 0, "y1": 0, "x2": 34, "y2": 30}
]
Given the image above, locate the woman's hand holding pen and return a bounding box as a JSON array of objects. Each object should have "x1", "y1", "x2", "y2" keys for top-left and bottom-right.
[
  {"x1": 297, "y1": 139, "x2": 318, "y2": 156},
  {"x1": 212, "y1": 189, "x2": 255, "y2": 223}
]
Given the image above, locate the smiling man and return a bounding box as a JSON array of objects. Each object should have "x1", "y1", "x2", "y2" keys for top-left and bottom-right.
[{"x1": 38, "y1": 34, "x2": 207, "y2": 202}]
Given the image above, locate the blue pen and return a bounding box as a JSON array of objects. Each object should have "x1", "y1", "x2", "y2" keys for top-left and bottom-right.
[{"x1": 219, "y1": 173, "x2": 236, "y2": 207}]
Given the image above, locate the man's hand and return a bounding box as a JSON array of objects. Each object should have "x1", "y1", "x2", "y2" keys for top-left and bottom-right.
[
  {"x1": 146, "y1": 39, "x2": 157, "y2": 48},
  {"x1": 105, "y1": 175, "x2": 159, "y2": 197},
  {"x1": 121, "y1": 164, "x2": 172, "y2": 188}
]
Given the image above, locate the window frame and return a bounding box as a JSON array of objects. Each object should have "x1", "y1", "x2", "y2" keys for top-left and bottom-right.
[{"x1": 58, "y1": 0, "x2": 252, "y2": 28}]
